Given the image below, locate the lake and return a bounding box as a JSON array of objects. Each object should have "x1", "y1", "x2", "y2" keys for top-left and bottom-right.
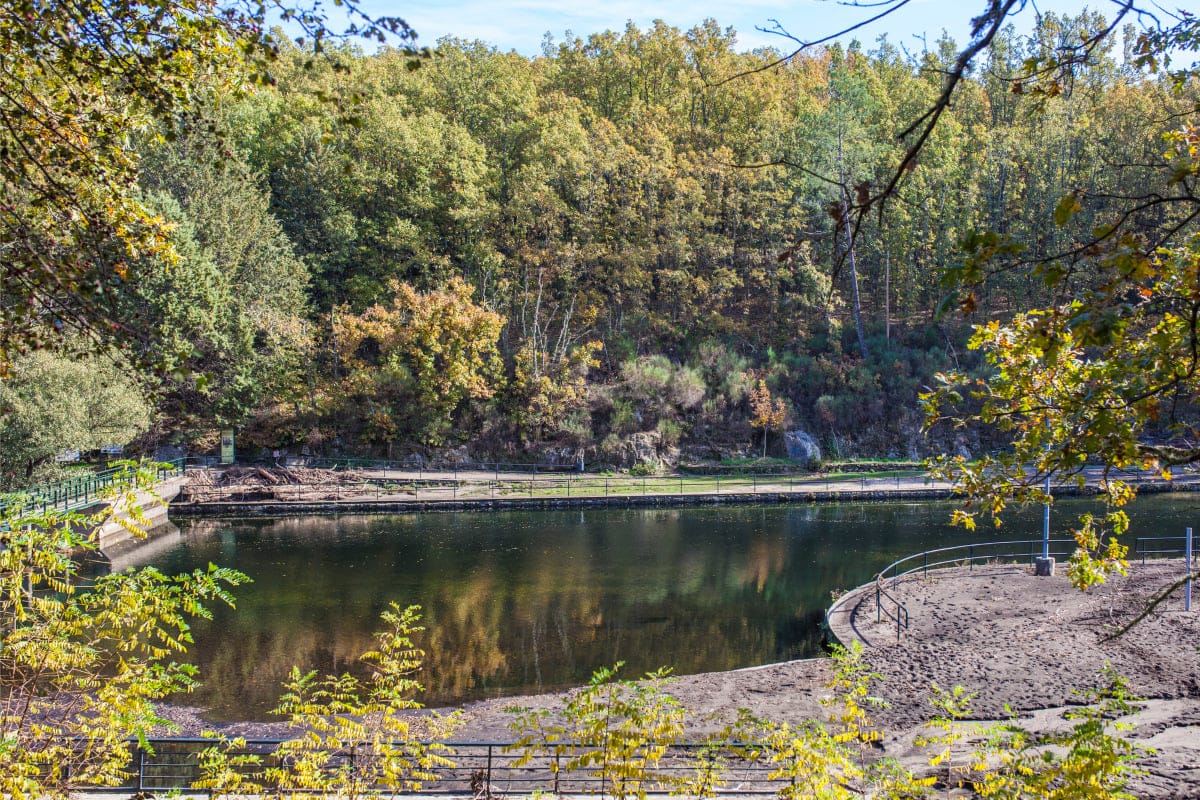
[{"x1": 124, "y1": 495, "x2": 1198, "y2": 721}]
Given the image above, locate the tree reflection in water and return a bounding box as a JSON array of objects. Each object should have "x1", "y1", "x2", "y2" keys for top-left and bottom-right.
[{"x1": 125, "y1": 498, "x2": 1167, "y2": 721}]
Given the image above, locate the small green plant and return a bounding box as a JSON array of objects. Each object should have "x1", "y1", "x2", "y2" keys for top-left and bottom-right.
[
  {"x1": 972, "y1": 667, "x2": 1147, "y2": 800},
  {"x1": 757, "y1": 718, "x2": 862, "y2": 800},
  {"x1": 914, "y1": 683, "x2": 978, "y2": 787},
  {"x1": 508, "y1": 663, "x2": 686, "y2": 800},
  {"x1": 822, "y1": 642, "x2": 888, "y2": 765},
  {"x1": 629, "y1": 462, "x2": 660, "y2": 477},
  {"x1": 196, "y1": 604, "x2": 459, "y2": 799}
]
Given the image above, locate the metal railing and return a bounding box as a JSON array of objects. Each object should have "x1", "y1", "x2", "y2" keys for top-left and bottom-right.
[
  {"x1": 178, "y1": 469, "x2": 933, "y2": 505},
  {"x1": 2, "y1": 458, "x2": 184, "y2": 516},
  {"x1": 200, "y1": 455, "x2": 583, "y2": 474},
  {"x1": 1134, "y1": 535, "x2": 1194, "y2": 563},
  {"x1": 77, "y1": 738, "x2": 789, "y2": 795},
  {"x1": 870, "y1": 534, "x2": 1200, "y2": 642},
  {"x1": 873, "y1": 538, "x2": 1079, "y2": 641}
]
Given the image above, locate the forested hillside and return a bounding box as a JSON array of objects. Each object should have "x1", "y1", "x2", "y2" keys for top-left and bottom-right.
[{"x1": 6, "y1": 11, "x2": 1196, "y2": 483}]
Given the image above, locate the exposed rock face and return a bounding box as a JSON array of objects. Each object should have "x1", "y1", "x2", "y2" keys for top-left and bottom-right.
[
  {"x1": 629, "y1": 431, "x2": 662, "y2": 468},
  {"x1": 595, "y1": 431, "x2": 671, "y2": 469},
  {"x1": 538, "y1": 447, "x2": 584, "y2": 467},
  {"x1": 784, "y1": 430, "x2": 821, "y2": 466},
  {"x1": 436, "y1": 445, "x2": 472, "y2": 465}
]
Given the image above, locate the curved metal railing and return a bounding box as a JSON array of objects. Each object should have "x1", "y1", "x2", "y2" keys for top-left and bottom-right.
[
  {"x1": 873, "y1": 538, "x2": 1078, "y2": 641},
  {"x1": 871, "y1": 535, "x2": 1197, "y2": 641}
]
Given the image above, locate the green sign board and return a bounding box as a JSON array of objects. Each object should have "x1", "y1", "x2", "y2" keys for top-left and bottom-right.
[{"x1": 220, "y1": 429, "x2": 235, "y2": 465}]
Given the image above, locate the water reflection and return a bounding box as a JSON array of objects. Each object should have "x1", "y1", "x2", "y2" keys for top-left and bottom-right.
[{"x1": 128, "y1": 497, "x2": 1196, "y2": 721}]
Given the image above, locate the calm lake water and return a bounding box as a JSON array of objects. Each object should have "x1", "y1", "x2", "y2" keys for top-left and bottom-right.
[{"x1": 126, "y1": 496, "x2": 1198, "y2": 721}]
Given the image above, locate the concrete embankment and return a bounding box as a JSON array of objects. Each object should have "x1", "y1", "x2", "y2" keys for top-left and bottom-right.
[
  {"x1": 91, "y1": 476, "x2": 185, "y2": 549},
  {"x1": 167, "y1": 473, "x2": 1200, "y2": 516},
  {"x1": 167, "y1": 487, "x2": 961, "y2": 516}
]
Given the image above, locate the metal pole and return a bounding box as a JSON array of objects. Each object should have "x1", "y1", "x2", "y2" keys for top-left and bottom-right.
[
  {"x1": 1187, "y1": 526, "x2": 1193, "y2": 612},
  {"x1": 1042, "y1": 470, "x2": 1051, "y2": 560}
]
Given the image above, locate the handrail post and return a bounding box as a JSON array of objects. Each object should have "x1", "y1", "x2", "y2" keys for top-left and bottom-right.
[
  {"x1": 1186, "y1": 527, "x2": 1193, "y2": 613},
  {"x1": 876, "y1": 583, "x2": 881, "y2": 623}
]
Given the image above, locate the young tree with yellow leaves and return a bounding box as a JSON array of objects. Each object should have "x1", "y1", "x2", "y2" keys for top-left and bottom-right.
[{"x1": 749, "y1": 379, "x2": 789, "y2": 459}]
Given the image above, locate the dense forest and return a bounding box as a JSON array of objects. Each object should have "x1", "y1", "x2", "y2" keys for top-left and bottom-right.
[{"x1": 4, "y1": 11, "x2": 1197, "y2": 484}]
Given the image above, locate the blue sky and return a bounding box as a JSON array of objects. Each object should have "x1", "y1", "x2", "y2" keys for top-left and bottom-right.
[{"x1": 361, "y1": 0, "x2": 1140, "y2": 55}]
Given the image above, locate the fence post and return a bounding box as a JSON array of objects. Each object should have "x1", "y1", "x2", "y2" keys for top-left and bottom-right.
[{"x1": 1187, "y1": 527, "x2": 1193, "y2": 613}]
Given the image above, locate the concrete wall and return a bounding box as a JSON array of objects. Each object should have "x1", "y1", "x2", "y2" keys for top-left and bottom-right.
[{"x1": 93, "y1": 476, "x2": 185, "y2": 551}]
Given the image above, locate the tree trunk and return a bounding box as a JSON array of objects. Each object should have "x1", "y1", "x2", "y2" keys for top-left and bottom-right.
[
  {"x1": 885, "y1": 247, "x2": 891, "y2": 349},
  {"x1": 836, "y1": 127, "x2": 869, "y2": 361},
  {"x1": 840, "y1": 192, "x2": 870, "y2": 360}
]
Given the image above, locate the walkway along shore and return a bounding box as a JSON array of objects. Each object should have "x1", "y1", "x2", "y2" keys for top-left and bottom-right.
[{"x1": 168, "y1": 465, "x2": 1200, "y2": 516}]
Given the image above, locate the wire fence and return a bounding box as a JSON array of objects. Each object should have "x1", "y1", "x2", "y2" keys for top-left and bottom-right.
[
  {"x1": 177, "y1": 469, "x2": 933, "y2": 505},
  {"x1": 79, "y1": 739, "x2": 789, "y2": 796},
  {"x1": 172, "y1": 459, "x2": 1200, "y2": 507}
]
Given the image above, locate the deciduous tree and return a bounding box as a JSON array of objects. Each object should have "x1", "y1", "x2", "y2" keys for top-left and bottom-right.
[{"x1": 0, "y1": 350, "x2": 150, "y2": 487}]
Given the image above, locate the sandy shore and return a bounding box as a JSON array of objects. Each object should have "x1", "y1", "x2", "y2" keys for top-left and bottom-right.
[{"x1": 162, "y1": 559, "x2": 1200, "y2": 797}]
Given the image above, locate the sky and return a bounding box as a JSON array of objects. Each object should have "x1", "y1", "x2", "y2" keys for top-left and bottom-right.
[{"x1": 360, "y1": 0, "x2": 1140, "y2": 56}]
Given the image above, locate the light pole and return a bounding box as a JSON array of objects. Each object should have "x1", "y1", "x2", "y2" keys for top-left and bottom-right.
[
  {"x1": 1043, "y1": 469, "x2": 1050, "y2": 560},
  {"x1": 1036, "y1": 423, "x2": 1055, "y2": 576}
]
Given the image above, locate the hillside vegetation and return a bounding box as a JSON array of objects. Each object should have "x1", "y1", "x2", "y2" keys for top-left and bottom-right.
[{"x1": 6, "y1": 12, "x2": 1196, "y2": 484}]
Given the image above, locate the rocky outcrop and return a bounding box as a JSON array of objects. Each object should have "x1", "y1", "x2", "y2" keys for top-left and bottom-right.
[{"x1": 784, "y1": 430, "x2": 821, "y2": 467}]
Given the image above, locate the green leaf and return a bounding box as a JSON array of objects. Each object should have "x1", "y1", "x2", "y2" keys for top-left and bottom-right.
[{"x1": 1053, "y1": 193, "x2": 1082, "y2": 227}]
